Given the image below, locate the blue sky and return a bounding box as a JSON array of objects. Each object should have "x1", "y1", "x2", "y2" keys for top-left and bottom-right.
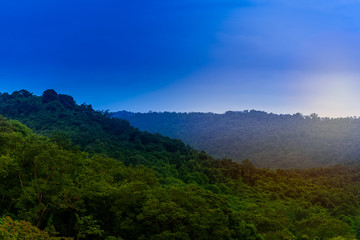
[{"x1": 2, "y1": 0, "x2": 360, "y2": 117}]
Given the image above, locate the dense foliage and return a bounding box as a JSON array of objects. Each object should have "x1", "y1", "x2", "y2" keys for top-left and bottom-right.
[
  {"x1": 0, "y1": 90, "x2": 190, "y2": 169},
  {"x1": 0, "y1": 116, "x2": 261, "y2": 239},
  {"x1": 1, "y1": 90, "x2": 360, "y2": 239},
  {"x1": 114, "y1": 110, "x2": 360, "y2": 168}
]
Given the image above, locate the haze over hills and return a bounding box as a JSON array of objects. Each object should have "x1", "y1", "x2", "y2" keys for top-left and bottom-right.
[{"x1": 113, "y1": 110, "x2": 360, "y2": 169}]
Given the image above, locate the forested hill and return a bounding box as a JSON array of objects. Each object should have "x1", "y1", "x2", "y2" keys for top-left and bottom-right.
[
  {"x1": 1, "y1": 90, "x2": 360, "y2": 239},
  {"x1": 0, "y1": 89, "x2": 191, "y2": 168},
  {"x1": 113, "y1": 110, "x2": 360, "y2": 169}
]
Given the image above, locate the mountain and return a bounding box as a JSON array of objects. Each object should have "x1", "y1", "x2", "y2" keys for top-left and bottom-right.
[
  {"x1": 0, "y1": 115, "x2": 264, "y2": 239},
  {"x1": 113, "y1": 110, "x2": 360, "y2": 169},
  {"x1": 1, "y1": 89, "x2": 360, "y2": 239},
  {"x1": 0, "y1": 89, "x2": 192, "y2": 169}
]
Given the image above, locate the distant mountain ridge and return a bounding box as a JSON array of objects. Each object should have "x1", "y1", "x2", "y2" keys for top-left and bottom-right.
[{"x1": 113, "y1": 110, "x2": 360, "y2": 169}]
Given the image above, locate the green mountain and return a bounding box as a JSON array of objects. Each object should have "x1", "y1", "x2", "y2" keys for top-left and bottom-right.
[
  {"x1": 0, "y1": 90, "x2": 360, "y2": 239},
  {"x1": 113, "y1": 110, "x2": 360, "y2": 169},
  {"x1": 0, "y1": 89, "x2": 192, "y2": 169}
]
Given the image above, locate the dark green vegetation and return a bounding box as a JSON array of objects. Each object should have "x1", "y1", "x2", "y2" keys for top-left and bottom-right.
[
  {"x1": 0, "y1": 89, "x2": 189, "y2": 169},
  {"x1": 114, "y1": 110, "x2": 360, "y2": 169},
  {"x1": 0, "y1": 90, "x2": 359, "y2": 239}
]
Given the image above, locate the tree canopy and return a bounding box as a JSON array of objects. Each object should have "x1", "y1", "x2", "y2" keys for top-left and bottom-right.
[{"x1": 0, "y1": 90, "x2": 359, "y2": 239}]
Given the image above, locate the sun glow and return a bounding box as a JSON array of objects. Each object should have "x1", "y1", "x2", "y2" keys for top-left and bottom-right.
[{"x1": 296, "y1": 73, "x2": 360, "y2": 117}]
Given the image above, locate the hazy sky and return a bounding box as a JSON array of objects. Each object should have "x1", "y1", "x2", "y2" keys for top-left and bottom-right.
[{"x1": 2, "y1": 0, "x2": 360, "y2": 117}]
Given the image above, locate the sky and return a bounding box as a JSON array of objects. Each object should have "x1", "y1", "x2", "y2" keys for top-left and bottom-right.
[{"x1": 2, "y1": 0, "x2": 360, "y2": 117}]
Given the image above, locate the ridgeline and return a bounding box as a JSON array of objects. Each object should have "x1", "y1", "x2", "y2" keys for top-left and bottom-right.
[{"x1": 114, "y1": 110, "x2": 360, "y2": 169}]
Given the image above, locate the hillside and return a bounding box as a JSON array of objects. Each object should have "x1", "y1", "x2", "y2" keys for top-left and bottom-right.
[
  {"x1": 113, "y1": 110, "x2": 360, "y2": 169},
  {"x1": 0, "y1": 90, "x2": 192, "y2": 169},
  {"x1": 1, "y1": 90, "x2": 360, "y2": 239},
  {"x1": 0, "y1": 115, "x2": 265, "y2": 239}
]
